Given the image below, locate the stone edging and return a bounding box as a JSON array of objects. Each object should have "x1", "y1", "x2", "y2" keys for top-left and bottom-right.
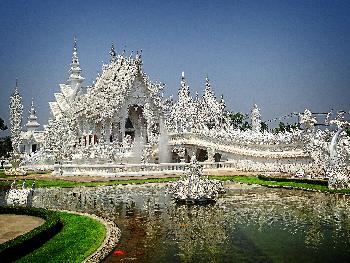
[{"x1": 55, "y1": 210, "x2": 120, "y2": 263}]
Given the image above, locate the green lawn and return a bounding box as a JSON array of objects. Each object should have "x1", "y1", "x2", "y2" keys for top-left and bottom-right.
[
  {"x1": 209, "y1": 175, "x2": 350, "y2": 195},
  {"x1": 1, "y1": 170, "x2": 350, "y2": 195},
  {"x1": 0, "y1": 177, "x2": 179, "y2": 188},
  {"x1": 18, "y1": 211, "x2": 106, "y2": 263}
]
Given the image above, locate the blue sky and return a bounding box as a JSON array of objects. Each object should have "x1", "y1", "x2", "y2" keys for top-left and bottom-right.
[{"x1": 0, "y1": 0, "x2": 349, "y2": 131}]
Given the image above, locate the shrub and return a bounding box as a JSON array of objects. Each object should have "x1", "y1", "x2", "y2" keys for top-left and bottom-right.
[{"x1": 0, "y1": 206, "x2": 62, "y2": 262}]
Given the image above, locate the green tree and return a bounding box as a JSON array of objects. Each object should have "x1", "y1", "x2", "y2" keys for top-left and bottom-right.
[
  {"x1": 0, "y1": 117, "x2": 12, "y2": 158},
  {"x1": 228, "y1": 112, "x2": 252, "y2": 131},
  {"x1": 0, "y1": 136, "x2": 12, "y2": 158},
  {"x1": 273, "y1": 122, "x2": 300, "y2": 134},
  {"x1": 240, "y1": 121, "x2": 252, "y2": 131},
  {"x1": 273, "y1": 122, "x2": 286, "y2": 134},
  {"x1": 228, "y1": 112, "x2": 245, "y2": 128},
  {"x1": 260, "y1": 121, "x2": 268, "y2": 133},
  {"x1": 0, "y1": 118, "x2": 7, "y2": 131}
]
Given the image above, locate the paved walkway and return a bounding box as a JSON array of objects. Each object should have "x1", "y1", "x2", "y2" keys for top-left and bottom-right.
[{"x1": 0, "y1": 214, "x2": 45, "y2": 244}]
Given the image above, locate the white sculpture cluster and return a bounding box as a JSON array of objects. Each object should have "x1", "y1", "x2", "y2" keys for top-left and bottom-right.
[
  {"x1": 8, "y1": 81, "x2": 27, "y2": 175},
  {"x1": 168, "y1": 155, "x2": 225, "y2": 203},
  {"x1": 6, "y1": 180, "x2": 35, "y2": 206},
  {"x1": 9, "y1": 82, "x2": 23, "y2": 157},
  {"x1": 167, "y1": 73, "x2": 228, "y2": 133},
  {"x1": 251, "y1": 104, "x2": 261, "y2": 132}
]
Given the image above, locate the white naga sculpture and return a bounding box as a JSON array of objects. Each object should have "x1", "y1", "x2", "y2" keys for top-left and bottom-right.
[{"x1": 327, "y1": 112, "x2": 350, "y2": 189}]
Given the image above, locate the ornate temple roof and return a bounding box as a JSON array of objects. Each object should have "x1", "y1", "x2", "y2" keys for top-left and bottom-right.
[{"x1": 49, "y1": 40, "x2": 165, "y2": 123}]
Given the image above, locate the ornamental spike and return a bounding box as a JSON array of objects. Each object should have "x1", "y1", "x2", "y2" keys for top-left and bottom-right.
[
  {"x1": 73, "y1": 36, "x2": 77, "y2": 53},
  {"x1": 110, "y1": 42, "x2": 117, "y2": 62}
]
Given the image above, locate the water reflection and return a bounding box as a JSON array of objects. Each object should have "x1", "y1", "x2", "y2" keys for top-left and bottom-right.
[{"x1": 18, "y1": 184, "x2": 350, "y2": 262}]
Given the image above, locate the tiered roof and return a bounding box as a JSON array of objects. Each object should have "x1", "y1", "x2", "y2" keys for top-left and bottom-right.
[
  {"x1": 25, "y1": 99, "x2": 40, "y2": 131},
  {"x1": 49, "y1": 40, "x2": 165, "y2": 123}
]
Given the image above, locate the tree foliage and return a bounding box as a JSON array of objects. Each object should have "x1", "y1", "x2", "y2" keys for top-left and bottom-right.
[
  {"x1": 228, "y1": 112, "x2": 246, "y2": 129},
  {"x1": 0, "y1": 136, "x2": 13, "y2": 158},
  {"x1": 273, "y1": 122, "x2": 300, "y2": 134},
  {"x1": 228, "y1": 112, "x2": 267, "y2": 132},
  {"x1": 0, "y1": 118, "x2": 7, "y2": 131},
  {"x1": 0, "y1": 118, "x2": 12, "y2": 158},
  {"x1": 260, "y1": 121, "x2": 269, "y2": 133}
]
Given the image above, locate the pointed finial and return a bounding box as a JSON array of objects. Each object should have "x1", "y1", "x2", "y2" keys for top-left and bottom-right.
[
  {"x1": 122, "y1": 45, "x2": 126, "y2": 56},
  {"x1": 181, "y1": 71, "x2": 185, "y2": 79},
  {"x1": 205, "y1": 74, "x2": 210, "y2": 85},
  {"x1": 29, "y1": 98, "x2": 36, "y2": 116},
  {"x1": 73, "y1": 36, "x2": 77, "y2": 52},
  {"x1": 15, "y1": 78, "x2": 18, "y2": 87},
  {"x1": 110, "y1": 42, "x2": 117, "y2": 62},
  {"x1": 68, "y1": 36, "x2": 84, "y2": 86},
  {"x1": 204, "y1": 74, "x2": 212, "y2": 93}
]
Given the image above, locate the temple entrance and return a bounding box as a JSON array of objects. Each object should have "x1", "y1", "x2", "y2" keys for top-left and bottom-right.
[
  {"x1": 125, "y1": 117, "x2": 135, "y2": 139},
  {"x1": 31, "y1": 144, "x2": 37, "y2": 153},
  {"x1": 125, "y1": 105, "x2": 147, "y2": 141}
]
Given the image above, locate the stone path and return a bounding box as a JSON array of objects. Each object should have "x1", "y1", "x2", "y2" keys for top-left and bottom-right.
[{"x1": 0, "y1": 214, "x2": 45, "y2": 244}]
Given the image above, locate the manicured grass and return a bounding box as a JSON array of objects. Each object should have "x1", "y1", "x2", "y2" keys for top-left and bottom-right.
[
  {"x1": 18, "y1": 211, "x2": 106, "y2": 263},
  {"x1": 0, "y1": 177, "x2": 179, "y2": 188},
  {"x1": 209, "y1": 175, "x2": 350, "y2": 195},
  {"x1": 1, "y1": 172, "x2": 350, "y2": 195}
]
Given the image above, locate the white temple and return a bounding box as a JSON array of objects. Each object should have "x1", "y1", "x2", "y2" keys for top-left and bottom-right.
[{"x1": 10, "y1": 38, "x2": 349, "y2": 185}]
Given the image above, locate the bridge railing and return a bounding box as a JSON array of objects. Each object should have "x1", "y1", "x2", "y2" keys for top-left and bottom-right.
[
  {"x1": 168, "y1": 132, "x2": 304, "y2": 152},
  {"x1": 54, "y1": 156, "x2": 314, "y2": 177}
]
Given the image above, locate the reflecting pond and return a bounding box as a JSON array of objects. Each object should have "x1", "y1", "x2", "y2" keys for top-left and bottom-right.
[{"x1": 5, "y1": 183, "x2": 350, "y2": 262}]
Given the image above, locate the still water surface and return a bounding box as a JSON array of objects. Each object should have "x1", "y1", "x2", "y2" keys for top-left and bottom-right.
[{"x1": 17, "y1": 183, "x2": 350, "y2": 262}]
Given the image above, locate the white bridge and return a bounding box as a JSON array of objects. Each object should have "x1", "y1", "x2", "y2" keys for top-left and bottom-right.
[{"x1": 52, "y1": 132, "x2": 315, "y2": 177}]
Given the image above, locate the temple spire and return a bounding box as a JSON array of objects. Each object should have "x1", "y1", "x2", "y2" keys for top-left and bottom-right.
[
  {"x1": 109, "y1": 42, "x2": 117, "y2": 62},
  {"x1": 204, "y1": 75, "x2": 213, "y2": 95},
  {"x1": 178, "y1": 71, "x2": 192, "y2": 104},
  {"x1": 68, "y1": 36, "x2": 85, "y2": 88},
  {"x1": 9, "y1": 82, "x2": 23, "y2": 155},
  {"x1": 26, "y1": 98, "x2": 40, "y2": 131}
]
